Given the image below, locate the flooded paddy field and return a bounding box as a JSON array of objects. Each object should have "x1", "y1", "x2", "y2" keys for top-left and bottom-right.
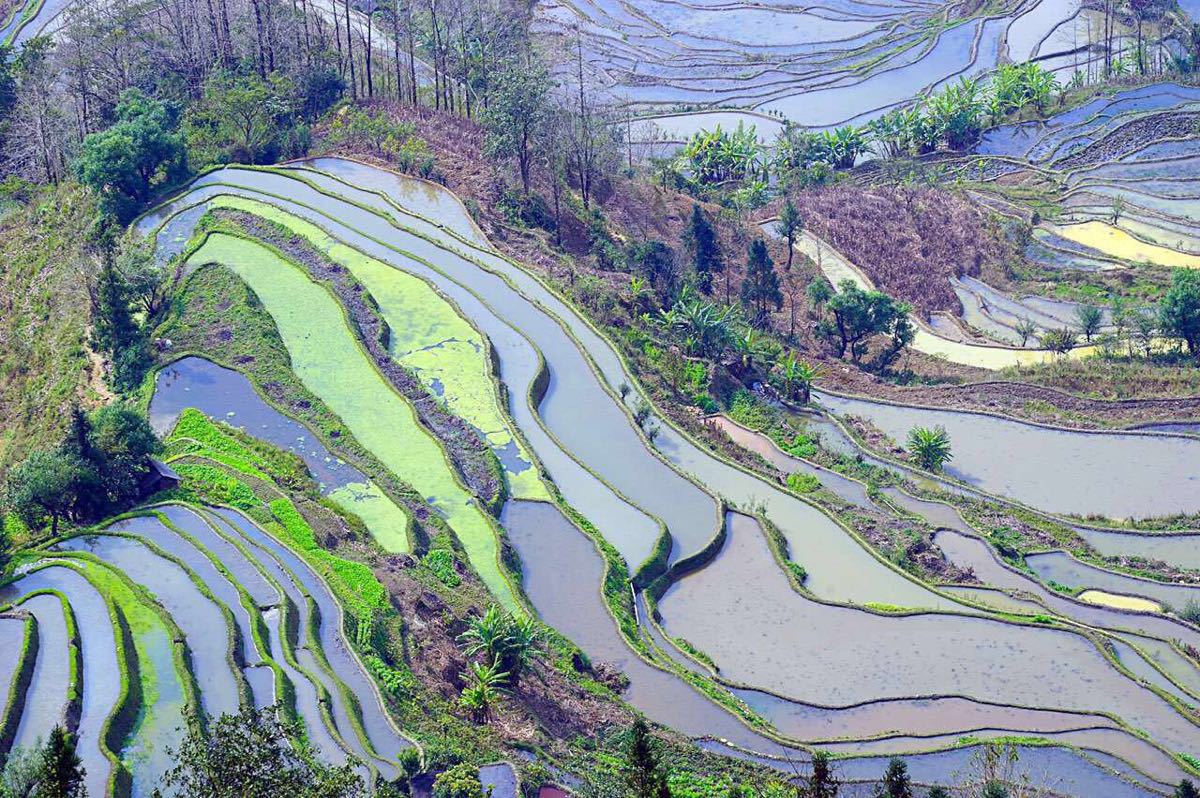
[{"x1": 31, "y1": 154, "x2": 1196, "y2": 794}]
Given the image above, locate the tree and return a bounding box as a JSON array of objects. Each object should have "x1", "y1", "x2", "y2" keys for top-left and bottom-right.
[
  {"x1": 459, "y1": 660, "x2": 508, "y2": 722},
  {"x1": 75, "y1": 89, "x2": 187, "y2": 221},
  {"x1": 3, "y1": 450, "x2": 93, "y2": 535},
  {"x1": 629, "y1": 240, "x2": 677, "y2": 298},
  {"x1": 1014, "y1": 317, "x2": 1038, "y2": 347},
  {"x1": 980, "y1": 783, "x2": 1010, "y2": 798},
  {"x1": 731, "y1": 327, "x2": 771, "y2": 374},
  {"x1": 1160, "y1": 269, "x2": 1200, "y2": 362},
  {"x1": 37, "y1": 726, "x2": 86, "y2": 798},
  {"x1": 186, "y1": 72, "x2": 300, "y2": 166},
  {"x1": 906, "y1": 426, "x2": 953, "y2": 472},
  {"x1": 1176, "y1": 779, "x2": 1200, "y2": 798},
  {"x1": 1040, "y1": 327, "x2": 1078, "y2": 356},
  {"x1": 118, "y1": 244, "x2": 168, "y2": 319},
  {"x1": 484, "y1": 56, "x2": 551, "y2": 194},
  {"x1": 926, "y1": 789, "x2": 950, "y2": 798},
  {"x1": 1075, "y1": 304, "x2": 1103, "y2": 343},
  {"x1": 806, "y1": 750, "x2": 838, "y2": 798},
  {"x1": 875, "y1": 758, "x2": 912, "y2": 798},
  {"x1": 87, "y1": 404, "x2": 162, "y2": 507},
  {"x1": 773, "y1": 352, "x2": 820, "y2": 404},
  {"x1": 432, "y1": 763, "x2": 484, "y2": 798},
  {"x1": 0, "y1": 744, "x2": 43, "y2": 798},
  {"x1": 777, "y1": 199, "x2": 803, "y2": 272},
  {"x1": 826, "y1": 281, "x2": 908, "y2": 363},
  {"x1": 623, "y1": 718, "x2": 667, "y2": 798},
  {"x1": 657, "y1": 291, "x2": 737, "y2": 357},
  {"x1": 741, "y1": 239, "x2": 782, "y2": 323},
  {"x1": 806, "y1": 278, "x2": 832, "y2": 309},
  {"x1": 683, "y1": 204, "x2": 723, "y2": 297},
  {"x1": 156, "y1": 705, "x2": 364, "y2": 797},
  {"x1": 92, "y1": 262, "x2": 151, "y2": 391}
]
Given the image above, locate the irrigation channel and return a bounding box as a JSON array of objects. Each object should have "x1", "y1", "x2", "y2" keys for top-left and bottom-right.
[{"x1": 26, "y1": 154, "x2": 1172, "y2": 794}]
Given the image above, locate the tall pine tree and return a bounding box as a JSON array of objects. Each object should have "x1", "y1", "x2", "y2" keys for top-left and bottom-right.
[
  {"x1": 683, "y1": 204, "x2": 722, "y2": 298},
  {"x1": 38, "y1": 726, "x2": 87, "y2": 798},
  {"x1": 740, "y1": 239, "x2": 782, "y2": 323}
]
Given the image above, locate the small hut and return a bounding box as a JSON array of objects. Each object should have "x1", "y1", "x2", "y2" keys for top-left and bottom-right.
[{"x1": 139, "y1": 458, "x2": 181, "y2": 497}]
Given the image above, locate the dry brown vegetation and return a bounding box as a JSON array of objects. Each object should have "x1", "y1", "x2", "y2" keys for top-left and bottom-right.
[{"x1": 782, "y1": 185, "x2": 1019, "y2": 315}]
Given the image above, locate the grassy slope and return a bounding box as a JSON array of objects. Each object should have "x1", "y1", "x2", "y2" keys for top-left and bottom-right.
[
  {"x1": 0, "y1": 186, "x2": 100, "y2": 474},
  {"x1": 185, "y1": 232, "x2": 518, "y2": 610}
]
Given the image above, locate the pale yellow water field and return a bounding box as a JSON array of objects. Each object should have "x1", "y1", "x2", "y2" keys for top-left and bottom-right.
[
  {"x1": 1078, "y1": 589, "x2": 1162, "y2": 614},
  {"x1": 1054, "y1": 221, "x2": 1200, "y2": 269},
  {"x1": 792, "y1": 231, "x2": 1094, "y2": 369}
]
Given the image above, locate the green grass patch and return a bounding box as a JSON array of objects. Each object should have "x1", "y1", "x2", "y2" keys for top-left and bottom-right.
[{"x1": 186, "y1": 232, "x2": 516, "y2": 609}]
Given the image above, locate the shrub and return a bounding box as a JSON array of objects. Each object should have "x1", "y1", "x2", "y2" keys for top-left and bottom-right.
[
  {"x1": 786, "y1": 472, "x2": 821, "y2": 493},
  {"x1": 423, "y1": 548, "x2": 461, "y2": 587}
]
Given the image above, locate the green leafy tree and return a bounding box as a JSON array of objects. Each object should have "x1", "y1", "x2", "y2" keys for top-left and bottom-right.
[
  {"x1": 656, "y1": 292, "x2": 737, "y2": 357},
  {"x1": 87, "y1": 404, "x2": 162, "y2": 507},
  {"x1": 875, "y1": 758, "x2": 912, "y2": 798},
  {"x1": 926, "y1": 788, "x2": 950, "y2": 798},
  {"x1": 1176, "y1": 779, "x2": 1200, "y2": 798},
  {"x1": 432, "y1": 763, "x2": 484, "y2": 798},
  {"x1": 36, "y1": 726, "x2": 86, "y2": 798},
  {"x1": 826, "y1": 281, "x2": 908, "y2": 362},
  {"x1": 186, "y1": 72, "x2": 299, "y2": 165},
  {"x1": 1040, "y1": 327, "x2": 1078, "y2": 355},
  {"x1": 1, "y1": 743, "x2": 43, "y2": 797},
  {"x1": 1075, "y1": 304, "x2": 1103, "y2": 343},
  {"x1": 459, "y1": 660, "x2": 509, "y2": 723},
  {"x1": 156, "y1": 705, "x2": 364, "y2": 797},
  {"x1": 731, "y1": 327, "x2": 772, "y2": 374},
  {"x1": 807, "y1": 750, "x2": 838, "y2": 798},
  {"x1": 629, "y1": 240, "x2": 677, "y2": 298},
  {"x1": 980, "y1": 783, "x2": 1010, "y2": 798},
  {"x1": 1160, "y1": 269, "x2": 1200, "y2": 363},
  {"x1": 483, "y1": 57, "x2": 552, "y2": 194},
  {"x1": 683, "y1": 204, "x2": 723, "y2": 297},
  {"x1": 806, "y1": 278, "x2": 833, "y2": 309},
  {"x1": 3, "y1": 449, "x2": 93, "y2": 535},
  {"x1": 75, "y1": 89, "x2": 186, "y2": 221},
  {"x1": 777, "y1": 199, "x2": 803, "y2": 272},
  {"x1": 906, "y1": 426, "x2": 953, "y2": 472}
]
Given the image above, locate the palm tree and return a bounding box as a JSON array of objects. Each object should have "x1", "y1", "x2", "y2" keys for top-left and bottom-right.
[
  {"x1": 504, "y1": 614, "x2": 541, "y2": 678},
  {"x1": 656, "y1": 292, "x2": 737, "y2": 357},
  {"x1": 628, "y1": 276, "x2": 654, "y2": 313},
  {"x1": 460, "y1": 660, "x2": 509, "y2": 722},
  {"x1": 774, "y1": 351, "x2": 820, "y2": 403},
  {"x1": 907, "y1": 426, "x2": 953, "y2": 472},
  {"x1": 1014, "y1": 317, "x2": 1038, "y2": 347},
  {"x1": 458, "y1": 605, "x2": 510, "y2": 665},
  {"x1": 731, "y1": 326, "x2": 772, "y2": 375}
]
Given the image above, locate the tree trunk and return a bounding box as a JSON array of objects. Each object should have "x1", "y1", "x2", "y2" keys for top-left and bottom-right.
[{"x1": 345, "y1": 0, "x2": 357, "y2": 98}]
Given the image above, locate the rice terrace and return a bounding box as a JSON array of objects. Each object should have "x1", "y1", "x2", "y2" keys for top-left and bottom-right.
[{"x1": 6, "y1": 0, "x2": 1200, "y2": 796}]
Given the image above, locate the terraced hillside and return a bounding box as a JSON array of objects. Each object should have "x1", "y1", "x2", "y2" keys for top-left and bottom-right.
[
  {"x1": 537, "y1": 0, "x2": 1182, "y2": 140},
  {"x1": 5, "y1": 156, "x2": 1167, "y2": 796}
]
